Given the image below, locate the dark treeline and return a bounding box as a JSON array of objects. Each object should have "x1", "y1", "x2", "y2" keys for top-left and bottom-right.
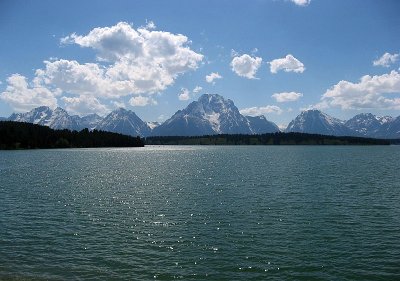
[
  {"x1": 0, "y1": 121, "x2": 144, "y2": 149},
  {"x1": 146, "y1": 133, "x2": 393, "y2": 145}
]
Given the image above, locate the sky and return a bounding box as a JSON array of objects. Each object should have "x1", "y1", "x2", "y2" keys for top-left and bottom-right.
[{"x1": 1, "y1": 0, "x2": 400, "y2": 127}]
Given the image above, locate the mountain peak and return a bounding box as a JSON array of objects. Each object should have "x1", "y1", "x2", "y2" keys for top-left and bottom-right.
[
  {"x1": 345, "y1": 113, "x2": 394, "y2": 137},
  {"x1": 36, "y1": 105, "x2": 51, "y2": 110},
  {"x1": 303, "y1": 109, "x2": 321, "y2": 114},
  {"x1": 96, "y1": 108, "x2": 150, "y2": 137},
  {"x1": 287, "y1": 110, "x2": 352, "y2": 136},
  {"x1": 153, "y1": 94, "x2": 278, "y2": 136},
  {"x1": 6, "y1": 96, "x2": 400, "y2": 138},
  {"x1": 198, "y1": 93, "x2": 225, "y2": 103},
  {"x1": 83, "y1": 113, "x2": 101, "y2": 118},
  {"x1": 115, "y1": 107, "x2": 128, "y2": 112}
]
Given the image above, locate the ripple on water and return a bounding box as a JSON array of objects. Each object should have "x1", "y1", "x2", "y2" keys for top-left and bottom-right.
[{"x1": 0, "y1": 146, "x2": 400, "y2": 280}]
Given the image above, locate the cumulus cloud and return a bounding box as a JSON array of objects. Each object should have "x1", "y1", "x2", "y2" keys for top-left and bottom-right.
[
  {"x1": 61, "y1": 21, "x2": 203, "y2": 68},
  {"x1": 240, "y1": 105, "x2": 283, "y2": 116},
  {"x1": 193, "y1": 86, "x2": 202, "y2": 93},
  {"x1": 231, "y1": 54, "x2": 262, "y2": 79},
  {"x1": 35, "y1": 59, "x2": 136, "y2": 98},
  {"x1": 178, "y1": 88, "x2": 190, "y2": 101},
  {"x1": 62, "y1": 95, "x2": 109, "y2": 116},
  {"x1": 269, "y1": 54, "x2": 305, "y2": 74},
  {"x1": 206, "y1": 72, "x2": 223, "y2": 84},
  {"x1": 319, "y1": 70, "x2": 400, "y2": 110},
  {"x1": 0, "y1": 74, "x2": 58, "y2": 112},
  {"x1": 129, "y1": 95, "x2": 157, "y2": 107},
  {"x1": 290, "y1": 0, "x2": 311, "y2": 6},
  {"x1": 112, "y1": 100, "x2": 126, "y2": 109},
  {"x1": 373, "y1": 52, "x2": 399, "y2": 67},
  {"x1": 2, "y1": 22, "x2": 203, "y2": 114},
  {"x1": 272, "y1": 91, "x2": 303, "y2": 102},
  {"x1": 59, "y1": 22, "x2": 203, "y2": 94},
  {"x1": 144, "y1": 20, "x2": 156, "y2": 30},
  {"x1": 36, "y1": 58, "x2": 181, "y2": 97}
]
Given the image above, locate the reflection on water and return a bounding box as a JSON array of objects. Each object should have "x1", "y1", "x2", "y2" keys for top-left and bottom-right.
[{"x1": 1, "y1": 146, "x2": 399, "y2": 280}]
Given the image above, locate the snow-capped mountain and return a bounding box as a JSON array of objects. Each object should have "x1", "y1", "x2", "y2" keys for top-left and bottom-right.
[
  {"x1": 45, "y1": 107, "x2": 82, "y2": 130},
  {"x1": 8, "y1": 106, "x2": 82, "y2": 130},
  {"x1": 96, "y1": 108, "x2": 151, "y2": 137},
  {"x1": 80, "y1": 113, "x2": 103, "y2": 130},
  {"x1": 378, "y1": 116, "x2": 400, "y2": 139},
  {"x1": 8, "y1": 106, "x2": 53, "y2": 124},
  {"x1": 6, "y1": 99, "x2": 400, "y2": 139},
  {"x1": 7, "y1": 106, "x2": 150, "y2": 136},
  {"x1": 345, "y1": 113, "x2": 393, "y2": 137},
  {"x1": 146, "y1": 121, "x2": 161, "y2": 130},
  {"x1": 246, "y1": 115, "x2": 280, "y2": 134},
  {"x1": 152, "y1": 94, "x2": 279, "y2": 136},
  {"x1": 286, "y1": 109, "x2": 355, "y2": 136}
]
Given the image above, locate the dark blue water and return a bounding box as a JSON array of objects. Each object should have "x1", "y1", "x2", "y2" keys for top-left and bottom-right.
[{"x1": 1, "y1": 146, "x2": 400, "y2": 280}]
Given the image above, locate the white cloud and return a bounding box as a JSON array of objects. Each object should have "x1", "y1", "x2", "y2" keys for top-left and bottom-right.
[
  {"x1": 269, "y1": 54, "x2": 305, "y2": 74},
  {"x1": 373, "y1": 52, "x2": 399, "y2": 67},
  {"x1": 2, "y1": 22, "x2": 203, "y2": 112},
  {"x1": 61, "y1": 21, "x2": 202, "y2": 67},
  {"x1": 300, "y1": 104, "x2": 320, "y2": 111},
  {"x1": 129, "y1": 95, "x2": 157, "y2": 107},
  {"x1": 290, "y1": 0, "x2": 311, "y2": 6},
  {"x1": 193, "y1": 86, "x2": 202, "y2": 93},
  {"x1": 230, "y1": 49, "x2": 239, "y2": 57},
  {"x1": 206, "y1": 72, "x2": 223, "y2": 84},
  {"x1": 144, "y1": 20, "x2": 156, "y2": 30},
  {"x1": 36, "y1": 59, "x2": 136, "y2": 98},
  {"x1": 319, "y1": 70, "x2": 400, "y2": 110},
  {"x1": 59, "y1": 21, "x2": 203, "y2": 95},
  {"x1": 0, "y1": 74, "x2": 58, "y2": 112},
  {"x1": 61, "y1": 95, "x2": 108, "y2": 116},
  {"x1": 231, "y1": 54, "x2": 262, "y2": 79},
  {"x1": 240, "y1": 105, "x2": 283, "y2": 116},
  {"x1": 272, "y1": 91, "x2": 303, "y2": 102},
  {"x1": 178, "y1": 88, "x2": 190, "y2": 101},
  {"x1": 278, "y1": 124, "x2": 287, "y2": 131},
  {"x1": 112, "y1": 100, "x2": 126, "y2": 109}
]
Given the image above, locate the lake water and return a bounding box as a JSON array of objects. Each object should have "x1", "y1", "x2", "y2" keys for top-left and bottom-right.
[{"x1": 1, "y1": 146, "x2": 399, "y2": 280}]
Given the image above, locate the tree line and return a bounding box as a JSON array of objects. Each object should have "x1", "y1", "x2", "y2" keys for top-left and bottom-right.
[
  {"x1": 0, "y1": 121, "x2": 144, "y2": 149},
  {"x1": 145, "y1": 133, "x2": 391, "y2": 145}
]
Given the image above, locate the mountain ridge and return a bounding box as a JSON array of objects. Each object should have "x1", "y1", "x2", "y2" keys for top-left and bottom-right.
[
  {"x1": 287, "y1": 109, "x2": 400, "y2": 139},
  {"x1": 152, "y1": 94, "x2": 279, "y2": 136},
  {"x1": 6, "y1": 94, "x2": 400, "y2": 138}
]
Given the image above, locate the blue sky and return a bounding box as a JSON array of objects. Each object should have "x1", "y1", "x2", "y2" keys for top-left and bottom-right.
[{"x1": 1, "y1": 0, "x2": 400, "y2": 127}]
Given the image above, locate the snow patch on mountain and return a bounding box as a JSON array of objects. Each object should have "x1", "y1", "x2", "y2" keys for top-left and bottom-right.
[
  {"x1": 206, "y1": 112, "x2": 221, "y2": 133},
  {"x1": 96, "y1": 108, "x2": 151, "y2": 137},
  {"x1": 146, "y1": 121, "x2": 161, "y2": 130},
  {"x1": 152, "y1": 94, "x2": 278, "y2": 136},
  {"x1": 286, "y1": 109, "x2": 354, "y2": 136}
]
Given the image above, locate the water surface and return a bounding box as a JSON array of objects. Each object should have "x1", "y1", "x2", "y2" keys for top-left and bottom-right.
[{"x1": 1, "y1": 146, "x2": 399, "y2": 280}]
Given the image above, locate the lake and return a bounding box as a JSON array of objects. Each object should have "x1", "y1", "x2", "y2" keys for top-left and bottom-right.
[{"x1": 1, "y1": 146, "x2": 399, "y2": 280}]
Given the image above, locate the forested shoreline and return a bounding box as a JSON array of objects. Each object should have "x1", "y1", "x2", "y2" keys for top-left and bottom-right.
[
  {"x1": 146, "y1": 133, "x2": 393, "y2": 145},
  {"x1": 1, "y1": 121, "x2": 396, "y2": 150},
  {"x1": 0, "y1": 121, "x2": 144, "y2": 149}
]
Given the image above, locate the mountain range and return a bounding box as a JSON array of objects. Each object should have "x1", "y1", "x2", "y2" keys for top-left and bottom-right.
[
  {"x1": 3, "y1": 94, "x2": 400, "y2": 139},
  {"x1": 152, "y1": 94, "x2": 279, "y2": 136},
  {"x1": 286, "y1": 110, "x2": 400, "y2": 139}
]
